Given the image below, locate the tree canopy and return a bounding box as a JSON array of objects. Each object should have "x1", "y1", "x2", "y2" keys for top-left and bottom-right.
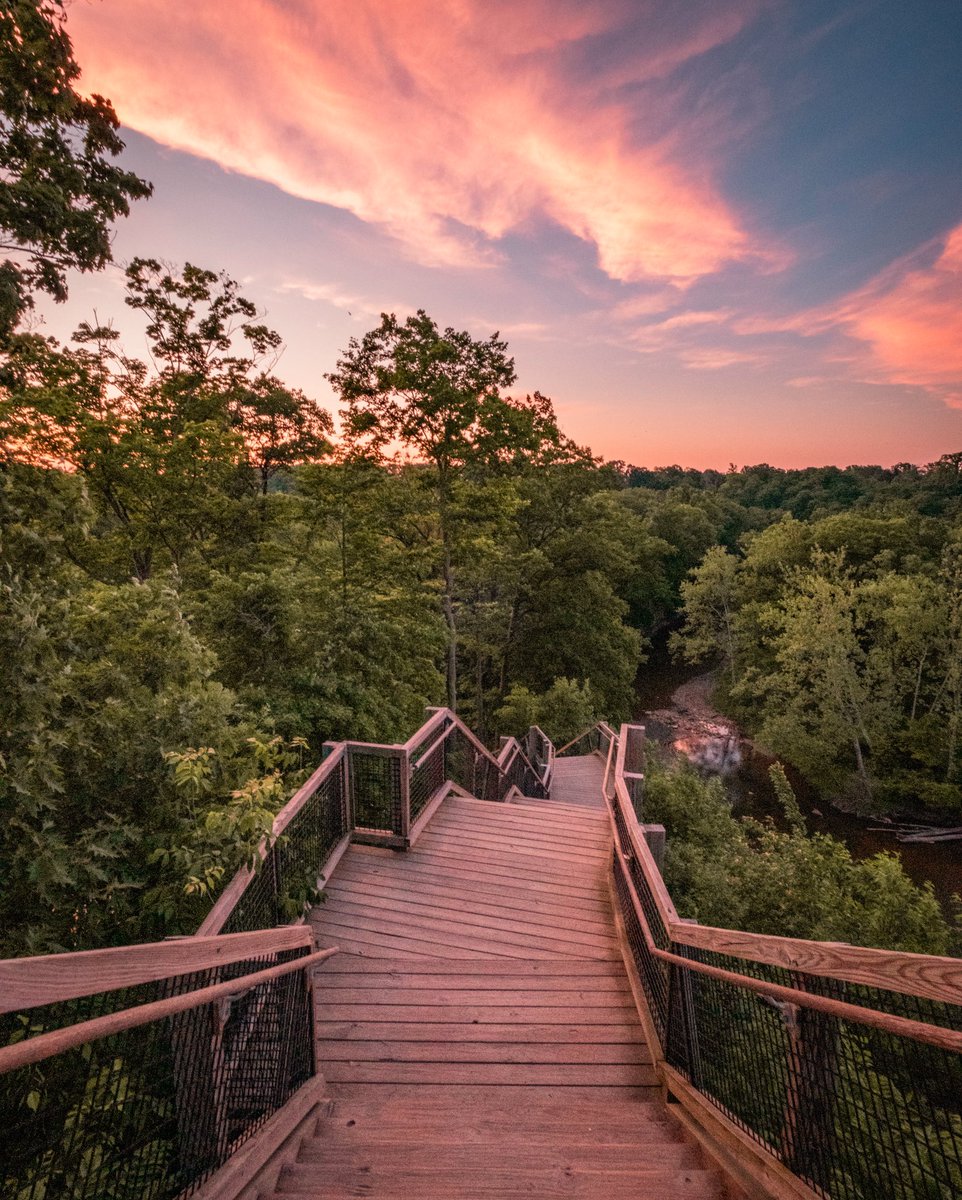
[{"x1": 0, "y1": 1, "x2": 151, "y2": 339}]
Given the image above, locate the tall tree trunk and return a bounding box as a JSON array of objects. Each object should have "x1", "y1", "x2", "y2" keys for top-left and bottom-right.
[
  {"x1": 441, "y1": 534, "x2": 458, "y2": 711},
  {"x1": 852, "y1": 735, "x2": 871, "y2": 807}
]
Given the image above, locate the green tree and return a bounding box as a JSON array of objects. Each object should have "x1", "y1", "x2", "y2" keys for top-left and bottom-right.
[
  {"x1": 2, "y1": 261, "x2": 332, "y2": 579},
  {"x1": 671, "y1": 545, "x2": 741, "y2": 678},
  {"x1": 495, "y1": 677, "x2": 600, "y2": 745},
  {"x1": 0, "y1": 1, "x2": 151, "y2": 338},
  {"x1": 328, "y1": 310, "x2": 569, "y2": 709},
  {"x1": 643, "y1": 757, "x2": 949, "y2": 953}
]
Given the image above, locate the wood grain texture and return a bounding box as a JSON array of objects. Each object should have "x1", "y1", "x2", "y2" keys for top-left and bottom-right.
[
  {"x1": 545, "y1": 755, "x2": 608, "y2": 810},
  {"x1": 670, "y1": 922, "x2": 962, "y2": 1008},
  {"x1": 310, "y1": 795, "x2": 615, "y2": 961},
  {"x1": 0, "y1": 925, "x2": 314, "y2": 1013},
  {"x1": 0, "y1": 946, "x2": 337, "y2": 1073}
]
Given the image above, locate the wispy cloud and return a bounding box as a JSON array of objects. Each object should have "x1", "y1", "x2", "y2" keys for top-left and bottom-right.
[
  {"x1": 276, "y1": 278, "x2": 388, "y2": 320},
  {"x1": 830, "y1": 225, "x2": 962, "y2": 405},
  {"x1": 736, "y1": 224, "x2": 962, "y2": 407},
  {"x1": 68, "y1": 0, "x2": 773, "y2": 285}
]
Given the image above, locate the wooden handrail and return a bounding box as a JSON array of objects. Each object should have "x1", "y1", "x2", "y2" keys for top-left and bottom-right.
[
  {"x1": 0, "y1": 926, "x2": 315, "y2": 1014},
  {"x1": 402, "y1": 706, "x2": 451, "y2": 752},
  {"x1": 198, "y1": 746, "x2": 348, "y2": 938},
  {"x1": 412, "y1": 723, "x2": 455, "y2": 770},
  {"x1": 613, "y1": 776, "x2": 679, "y2": 926},
  {"x1": 0, "y1": 946, "x2": 338, "y2": 1075},
  {"x1": 669, "y1": 914, "x2": 962, "y2": 1009},
  {"x1": 614, "y1": 843, "x2": 961, "y2": 1054},
  {"x1": 604, "y1": 720, "x2": 962, "y2": 1009}
]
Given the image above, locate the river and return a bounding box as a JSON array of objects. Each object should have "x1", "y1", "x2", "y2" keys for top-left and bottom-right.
[{"x1": 633, "y1": 635, "x2": 962, "y2": 917}]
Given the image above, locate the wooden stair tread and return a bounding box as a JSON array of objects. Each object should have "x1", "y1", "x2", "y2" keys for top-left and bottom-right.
[
  {"x1": 273, "y1": 1165, "x2": 719, "y2": 1199},
  {"x1": 275, "y1": 792, "x2": 724, "y2": 1199}
]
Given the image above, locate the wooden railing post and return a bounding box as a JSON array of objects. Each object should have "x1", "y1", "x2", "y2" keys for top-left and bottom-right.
[
  {"x1": 398, "y1": 747, "x2": 411, "y2": 844},
  {"x1": 668, "y1": 918, "x2": 704, "y2": 1092},
  {"x1": 778, "y1": 983, "x2": 841, "y2": 1187}
]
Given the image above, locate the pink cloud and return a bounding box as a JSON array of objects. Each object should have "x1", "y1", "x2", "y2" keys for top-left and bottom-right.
[
  {"x1": 830, "y1": 225, "x2": 962, "y2": 401},
  {"x1": 66, "y1": 0, "x2": 769, "y2": 284}
]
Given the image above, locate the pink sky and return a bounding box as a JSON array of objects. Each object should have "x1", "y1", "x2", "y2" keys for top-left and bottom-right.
[{"x1": 40, "y1": 0, "x2": 962, "y2": 468}]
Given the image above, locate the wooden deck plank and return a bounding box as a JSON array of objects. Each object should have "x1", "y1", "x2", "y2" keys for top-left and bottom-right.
[
  {"x1": 412, "y1": 831, "x2": 608, "y2": 867},
  {"x1": 291, "y1": 788, "x2": 723, "y2": 1200},
  {"x1": 317, "y1": 957, "x2": 624, "y2": 977},
  {"x1": 451, "y1": 794, "x2": 609, "y2": 824},
  {"x1": 337, "y1": 857, "x2": 611, "y2": 905},
  {"x1": 544, "y1": 756, "x2": 608, "y2": 811},
  {"x1": 314, "y1": 1022, "x2": 646, "y2": 1043},
  {"x1": 314, "y1": 1041, "x2": 651, "y2": 1064},
  {"x1": 430, "y1": 809, "x2": 610, "y2": 846},
  {"x1": 313, "y1": 987, "x2": 632, "y2": 1007},
  {"x1": 312, "y1": 905, "x2": 616, "y2": 958},
  {"x1": 323, "y1": 877, "x2": 615, "y2": 932},
  {"x1": 317, "y1": 895, "x2": 618, "y2": 953},
  {"x1": 320, "y1": 1062, "x2": 659, "y2": 1086},
  {"x1": 313, "y1": 1003, "x2": 637, "y2": 1024},
  {"x1": 315, "y1": 971, "x2": 630, "y2": 991},
  {"x1": 309, "y1": 918, "x2": 571, "y2": 961}
]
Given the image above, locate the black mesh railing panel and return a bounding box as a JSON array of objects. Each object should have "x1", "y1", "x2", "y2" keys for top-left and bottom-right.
[
  {"x1": 0, "y1": 948, "x2": 314, "y2": 1200},
  {"x1": 222, "y1": 856, "x2": 279, "y2": 935},
  {"x1": 499, "y1": 746, "x2": 548, "y2": 800},
  {"x1": 444, "y1": 727, "x2": 484, "y2": 799},
  {"x1": 526, "y1": 728, "x2": 552, "y2": 784},
  {"x1": 222, "y1": 764, "x2": 349, "y2": 934},
  {"x1": 410, "y1": 737, "x2": 447, "y2": 819},
  {"x1": 664, "y1": 946, "x2": 962, "y2": 1200},
  {"x1": 613, "y1": 853, "x2": 670, "y2": 1044},
  {"x1": 272, "y1": 765, "x2": 349, "y2": 918},
  {"x1": 349, "y1": 749, "x2": 402, "y2": 832}
]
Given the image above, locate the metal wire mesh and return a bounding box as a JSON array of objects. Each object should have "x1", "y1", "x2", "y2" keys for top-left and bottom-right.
[
  {"x1": 348, "y1": 748, "x2": 402, "y2": 832},
  {"x1": 410, "y1": 736, "x2": 447, "y2": 819},
  {"x1": 525, "y1": 727, "x2": 552, "y2": 784},
  {"x1": 222, "y1": 761, "x2": 349, "y2": 934},
  {"x1": 442, "y1": 726, "x2": 485, "y2": 799},
  {"x1": 608, "y1": 718, "x2": 962, "y2": 1199},
  {"x1": 0, "y1": 948, "x2": 314, "y2": 1200},
  {"x1": 666, "y1": 948, "x2": 962, "y2": 1200},
  {"x1": 498, "y1": 744, "x2": 549, "y2": 799},
  {"x1": 613, "y1": 852, "x2": 670, "y2": 1044}
]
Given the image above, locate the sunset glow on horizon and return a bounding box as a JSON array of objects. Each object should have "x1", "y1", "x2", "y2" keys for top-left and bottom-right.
[{"x1": 39, "y1": 0, "x2": 962, "y2": 469}]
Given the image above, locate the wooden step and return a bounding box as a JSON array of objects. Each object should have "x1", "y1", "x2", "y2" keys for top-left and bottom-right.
[
  {"x1": 320, "y1": 1061, "x2": 659, "y2": 1086},
  {"x1": 315, "y1": 1040, "x2": 649, "y2": 1065},
  {"x1": 297, "y1": 1140, "x2": 701, "y2": 1169},
  {"x1": 273, "y1": 1163, "x2": 719, "y2": 1199},
  {"x1": 312, "y1": 1117, "x2": 683, "y2": 1145},
  {"x1": 322, "y1": 1096, "x2": 678, "y2": 1128}
]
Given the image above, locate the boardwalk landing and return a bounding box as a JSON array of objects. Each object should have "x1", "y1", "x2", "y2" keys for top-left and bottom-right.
[{"x1": 268, "y1": 760, "x2": 723, "y2": 1198}]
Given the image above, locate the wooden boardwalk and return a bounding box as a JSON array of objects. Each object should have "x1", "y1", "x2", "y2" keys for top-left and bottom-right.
[
  {"x1": 544, "y1": 754, "x2": 607, "y2": 810},
  {"x1": 276, "y1": 772, "x2": 722, "y2": 1198}
]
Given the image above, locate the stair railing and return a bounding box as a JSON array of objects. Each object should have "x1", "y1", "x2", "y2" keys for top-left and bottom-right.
[
  {"x1": 0, "y1": 927, "x2": 336, "y2": 1200},
  {"x1": 586, "y1": 720, "x2": 962, "y2": 1200},
  {"x1": 202, "y1": 707, "x2": 552, "y2": 937}
]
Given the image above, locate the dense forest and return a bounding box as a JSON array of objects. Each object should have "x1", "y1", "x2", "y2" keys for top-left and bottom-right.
[{"x1": 1, "y1": 2, "x2": 958, "y2": 960}]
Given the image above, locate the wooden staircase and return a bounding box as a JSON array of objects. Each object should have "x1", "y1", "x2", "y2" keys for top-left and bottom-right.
[
  {"x1": 271, "y1": 1093, "x2": 720, "y2": 1198},
  {"x1": 9, "y1": 723, "x2": 957, "y2": 1200},
  {"x1": 251, "y1": 780, "x2": 726, "y2": 1199}
]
